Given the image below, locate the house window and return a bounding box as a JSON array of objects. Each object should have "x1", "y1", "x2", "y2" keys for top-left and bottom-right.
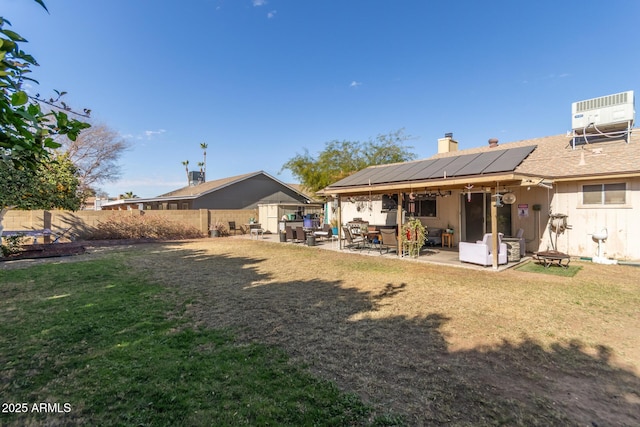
[
  {"x1": 582, "y1": 183, "x2": 626, "y2": 205},
  {"x1": 403, "y1": 198, "x2": 437, "y2": 217}
]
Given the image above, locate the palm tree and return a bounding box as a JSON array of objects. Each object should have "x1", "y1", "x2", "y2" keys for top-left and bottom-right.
[
  {"x1": 197, "y1": 162, "x2": 205, "y2": 184},
  {"x1": 200, "y1": 142, "x2": 208, "y2": 181},
  {"x1": 181, "y1": 160, "x2": 189, "y2": 185},
  {"x1": 119, "y1": 191, "x2": 137, "y2": 199}
]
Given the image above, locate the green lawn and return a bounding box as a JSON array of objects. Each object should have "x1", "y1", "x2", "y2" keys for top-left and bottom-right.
[
  {"x1": 0, "y1": 259, "x2": 399, "y2": 426},
  {"x1": 514, "y1": 260, "x2": 582, "y2": 277}
]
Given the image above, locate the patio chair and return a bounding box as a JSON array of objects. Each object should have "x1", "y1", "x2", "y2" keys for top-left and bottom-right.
[
  {"x1": 295, "y1": 226, "x2": 306, "y2": 244},
  {"x1": 228, "y1": 221, "x2": 241, "y2": 235},
  {"x1": 313, "y1": 223, "x2": 331, "y2": 242},
  {"x1": 425, "y1": 228, "x2": 443, "y2": 247},
  {"x1": 342, "y1": 226, "x2": 364, "y2": 250},
  {"x1": 379, "y1": 228, "x2": 399, "y2": 255},
  {"x1": 285, "y1": 225, "x2": 295, "y2": 242},
  {"x1": 250, "y1": 227, "x2": 265, "y2": 239}
]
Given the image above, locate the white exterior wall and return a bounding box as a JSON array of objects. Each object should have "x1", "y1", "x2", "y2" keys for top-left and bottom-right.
[
  {"x1": 339, "y1": 194, "x2": 462, "y2": 243},
  {"x1": 337, "y1": 180, "x2": 639, "y2": 261},
  {"x1": 549, "y1": 178, "x2": 640, "y2": 261},
  {"x1": 339, "y1": 199, "x2": 396, "y2": 226}
]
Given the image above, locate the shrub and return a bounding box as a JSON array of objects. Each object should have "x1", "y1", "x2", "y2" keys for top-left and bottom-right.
[
  {"x1": 1, "y1": 234, "x2": 26, "y2": 257},
  {"x1": 87, "y1": 214, "x2": 204, "y2": 240}
]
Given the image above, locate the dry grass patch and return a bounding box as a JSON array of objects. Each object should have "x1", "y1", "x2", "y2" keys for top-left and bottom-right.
[{"x1": 119, "y1": 239, "x2": 640, "y2": 426}]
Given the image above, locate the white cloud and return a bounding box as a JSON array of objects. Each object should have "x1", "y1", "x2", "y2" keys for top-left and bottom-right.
[
  {"x1": 143, "y1": 129, "x2": 166, "y2": 139},
  {"x1": 350, "y1": 81, "x2": 362, "y2": 88},
  {"x1": 252, "y1": 0, "x2": 267, "y2": 6},
  {"x1": 267, "y1": 10, "x2": 277, "y2": 18}
]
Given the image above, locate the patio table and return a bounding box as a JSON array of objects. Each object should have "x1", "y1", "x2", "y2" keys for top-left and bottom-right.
[{"x1": 533, "y1": 250, "x2": 570, "y2": 269}]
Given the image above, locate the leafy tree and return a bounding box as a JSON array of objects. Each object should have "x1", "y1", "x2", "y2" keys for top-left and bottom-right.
[
  {"x1": 281, "y1": 129, "x2": 416, "y2": 193},
  {"x1": 1, "y1": 1, "x2": 90, "y2": 169},
  {"x1": 0, "y1": 152, "x2": 81, "y2": 235}
]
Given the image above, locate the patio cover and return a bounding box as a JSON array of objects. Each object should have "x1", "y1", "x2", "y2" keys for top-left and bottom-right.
[{"x1": 321, "y1": 144, "x2": 537, "y2": 269}]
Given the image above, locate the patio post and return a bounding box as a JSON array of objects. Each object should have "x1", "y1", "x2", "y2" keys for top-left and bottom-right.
[
  {"x1": 491, "y1": 187, "x2": 499, "y2": 269},
  {"x1": 337, "y1": 196, "x2": 342, "y2": 250},
  {"x1": 396, "y1": 192, "x2": 403, "y2": 256}
]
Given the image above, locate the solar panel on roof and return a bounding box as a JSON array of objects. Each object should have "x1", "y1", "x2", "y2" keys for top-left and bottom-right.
[
  {"x1": 334, "y1": 167, "x2": 379, "y2": 186},
  {"x1": 427, "y1": 153, "x2": 483, "y2": 178},
  {"x1": 371, "y1": 162, "x2": 419, "y2": 184},
  {"x1": 454, "y1": 151, "x2": 504, "y2": 176},
  {"x1": 409, "y1": 158, "x2": 456, "y2": 180},
  {"x1": 395, "y1": 160, "x2": 434, "y2": 182},
  {"x1": 327, "y1": 145, "x2": 537, "y2": 188},
  {"x1": 372, "y1": 163, "x2": 407, "y2": 184},
  {"x1": 481, "y1": 145, "x2": 536, "y2": 174}
]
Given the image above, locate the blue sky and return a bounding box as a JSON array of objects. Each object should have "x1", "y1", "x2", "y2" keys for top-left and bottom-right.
[{"x1": 4, "y1": 0, "x2": 639, "y2": 198}]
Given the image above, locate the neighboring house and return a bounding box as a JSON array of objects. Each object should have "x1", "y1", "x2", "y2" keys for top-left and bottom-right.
[
  {"x1": 101, "y1": 171, "x2": 314, "y2": 211},
  {"x1": 322, "y1": 129, "x2": 640, "y2": 261},
  {"x1": 80, "y1": 196, "x2": 118, "y2": 210}
]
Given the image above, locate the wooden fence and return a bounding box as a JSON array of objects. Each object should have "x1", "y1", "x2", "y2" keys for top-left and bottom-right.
[{"x1": 2, "y1": 209, "x2": 256, "y2": 241}]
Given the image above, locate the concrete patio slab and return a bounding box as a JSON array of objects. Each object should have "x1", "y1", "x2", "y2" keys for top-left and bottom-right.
[{"x1": 232, "y1": 232, "x2": 530, "y2": 272}]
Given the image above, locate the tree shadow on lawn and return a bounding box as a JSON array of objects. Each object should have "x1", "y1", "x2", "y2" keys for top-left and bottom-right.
[{"x1": 131, "y1": 243, "x2": 640, "y2": 426}]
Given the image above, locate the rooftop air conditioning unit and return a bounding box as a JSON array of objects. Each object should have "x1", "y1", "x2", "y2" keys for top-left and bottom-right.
[
  {"x1": 188, "y1": 171, "x2": 205, "y2": 186},
  {"x1": 571, "y1": 90, "x2": 635, "y2": 134}
]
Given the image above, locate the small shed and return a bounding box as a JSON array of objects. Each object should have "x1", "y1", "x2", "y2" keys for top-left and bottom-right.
[{"x1": 258, "y1": 202, "x2": 324, "y2": 234}]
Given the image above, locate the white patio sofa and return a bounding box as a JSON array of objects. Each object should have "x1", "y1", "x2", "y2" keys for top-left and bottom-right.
[{"x1": 459, "y1": 233, "x2": 508, "y2": 266}]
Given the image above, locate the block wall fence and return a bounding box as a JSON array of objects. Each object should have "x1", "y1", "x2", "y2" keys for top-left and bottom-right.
[{"x1": 2, "y1": 209, "x2": 257, "y2": 240}]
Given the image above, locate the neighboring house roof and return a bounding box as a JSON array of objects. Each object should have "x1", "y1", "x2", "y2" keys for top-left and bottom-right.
[
  {"x1": 101, "y1": 170, "x2": 312, "y2": 207},
  {"x1": 286, "y1": 183, "x2": 321, "y2": 201},
  {"x1": 158, "y1": 171, "x2": 256, "y2": 198},
  {"x1": 322, "y1": 129, "x2": 640, "y2": 193}
]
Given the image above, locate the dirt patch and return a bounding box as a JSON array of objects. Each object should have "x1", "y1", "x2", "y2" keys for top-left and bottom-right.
[
  {"x1": 1, "y1": 242, "x2": 87, "y2": 261},
  {"x1": 0, "y1": 238, "x2": 175, "y2": 270}
]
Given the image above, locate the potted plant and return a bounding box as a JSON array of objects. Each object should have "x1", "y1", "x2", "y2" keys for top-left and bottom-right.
[
  {"x1": 210, "y1": 220, "x2": 226, "y2": 237},
  {"x1": 330, "y1": 217, "x2": 339, "y2": 236},
  {"x1": 446, "y1": 223, "x2": 454, "y2": 234}
]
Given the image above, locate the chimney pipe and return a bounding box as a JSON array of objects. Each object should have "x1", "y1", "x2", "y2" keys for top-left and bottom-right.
[{"x1": 488, "y1": 138, "x2": 499, "y2": 148}]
